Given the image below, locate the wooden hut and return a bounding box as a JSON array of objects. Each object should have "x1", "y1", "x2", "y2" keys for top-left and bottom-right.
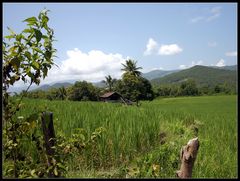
[
  {"x1": 100, "y1": 91, "x2": 133, "y2": 105},
  {"x1": 99, "y1": 92, "x2": 123, "y2": 102}
]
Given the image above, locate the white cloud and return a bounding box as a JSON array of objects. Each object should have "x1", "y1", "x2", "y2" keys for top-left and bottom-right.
[
  {"x1": 225, "y1": 51, "x2": 237, "y2": 57},
  {"x1": 144, "y1": 38, "x2": 183, "y2": 56},
  {"x1": 179, "y1": 65, "x2": 187, "y2": 69},
  {"x1": 158, "y1": 44, "x2": 183, "y2": 55},
  {"x1": 42, "y1": 48, "x2": 127, "y2": 84},
  {"x1": 216, "y1": 59, "x2": 225, "y2": 67},
  {"x1": 144, "y1": 38, "x2": 158, "y2": 55},
  {"x1": 151, "y1": 67, "x2": 164, "y2": 71},
  {"x1": 208, "y1": 41, "x2": 217, "y2": 47},
  {"x1": 191, "y1": 60, "x2": 203, "y2": 66},
  {"x1": 190, "y1": 16, "x2": 204, "y2": 23},
  {"x1": 190, "y1": 6, "x2": 221, "y2": 23},
  {"x1": 179, "y1": 60, "x2": 203, "y2": 69},
  {"x1": 206, "y1": 6, "x2": 221, "y2": 22}
]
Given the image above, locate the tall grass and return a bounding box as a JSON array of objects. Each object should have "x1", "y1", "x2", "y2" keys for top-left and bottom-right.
[{"x1": 16, "y1": 95, "x2": 237, "y2": 178}]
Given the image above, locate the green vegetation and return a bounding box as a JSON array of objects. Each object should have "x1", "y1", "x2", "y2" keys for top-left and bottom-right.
[
  {"x1": 151, "y1": 65, "x2": 237, "y2": 94},
  {"x1": 3, "y1": 9, "x2": 59, "y2": 178},
  {"x1": 3, "y1": 9, "x2": 237, "y2": 179},
  {"x1": 10, "y1": 95, "x2": 237, "y2": 178},
  {"x1": 103, "y1": 75, "x2": 117, "y2": 92}
]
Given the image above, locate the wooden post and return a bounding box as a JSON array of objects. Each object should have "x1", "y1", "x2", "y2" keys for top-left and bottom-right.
[
  {"x1": 41, "y1": 112, "x2": 55, "y2": 177},
  {"x1": 176, "y1": 137, "x2": 200, "y2": 178}
]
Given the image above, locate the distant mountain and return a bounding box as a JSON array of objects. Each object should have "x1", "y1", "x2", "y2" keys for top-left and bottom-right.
[
  {"x1": 33, "y1": 82, "x2": 73, "y2": 91},
  {"x1": 151, "y1": 65, "x2": 237, "y2": 88},
  {"x1": 8, "y1": 65, "x2": 237, "y2": 93},
  {"x1": 210, "y1": 65, "x2": 237, "y2": 71},
  {"x1": 92, "y1": 80, "x2": 107, "y2": 88},
  {"x1": 142, "y1": 69, "x2": 180, "y2": 80}
]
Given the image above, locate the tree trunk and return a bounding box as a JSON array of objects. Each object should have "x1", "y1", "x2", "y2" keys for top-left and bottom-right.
[{"x1": 176, "y1": 137, "x2": 200, "y2": 178}]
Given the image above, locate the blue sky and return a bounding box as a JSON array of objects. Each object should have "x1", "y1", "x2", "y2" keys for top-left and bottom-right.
[{"x1": 3, "y1": 3, "x2": 237, "y2": 85}]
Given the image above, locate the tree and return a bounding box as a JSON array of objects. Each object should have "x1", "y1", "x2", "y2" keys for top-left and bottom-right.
[
  {"x1": 115, "y1": 73, "x2": 142, "y2": 102},
  {"x1": 180, "y1": 79, "x2": 199, "y2": 96},
  {"x1": 68, "y1": 81, "x2": 99, "y2": 101},
  {"x1": 121, "y1": 59, "x2": 142, "y2": 77},
  {"x1": 3, "y1": 9, "x2": 56, "y2": 178},
  {"x1": 138, "y1": 77, "x2": 154, "y2": 100},
  {"x1": 104, "y1": 75, "x2": 116, "y2": 92},
  {"x1": 57, "y1": 86, "x2": 67, "y2": 100},
  {"x1": 46, "y1": 88, "x2": 58, "y2": 100},
  {"x1": 116, "y1": 60, "x2": 154, "y2": 102}
]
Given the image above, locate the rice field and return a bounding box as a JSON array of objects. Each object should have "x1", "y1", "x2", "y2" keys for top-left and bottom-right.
[{"x1": 15, "y1": 95, "x2": 237, "y2": 178}]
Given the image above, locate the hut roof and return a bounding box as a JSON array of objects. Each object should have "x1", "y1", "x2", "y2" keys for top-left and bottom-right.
[{"x1": 100, "y1": 91, "x2": 121, "y2": 98}]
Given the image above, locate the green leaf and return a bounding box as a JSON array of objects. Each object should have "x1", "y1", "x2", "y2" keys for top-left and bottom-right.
[
  {"x1": 33, "y1": 47, "x2": 43, "y2": 54},
  {"x1": 42, "y1": 15, "x2": 49, "y2": 27},
  {"x1": 32, "y1": 61, "x2": 40, "y2": 70},
  {"x1": 24, "y1": 51, "x2": 31, "y2": 61},
  {"x1": 9, "y1": 77, "x2": 16, "y2": 85},
  {"x1": 7, "y1": 27, "x2": 16, "y2": 35},
  {"x1": 23, "y1": 17, "x2": 37, "y2": 25},
  {"x1": 27, "y1": 71, "x2": 34, "y2": 79},
  {"x1": 33, "y1": 29, "x2": 42, "y2": 43},
  {"x1": 57, "y1": 163, "x2": 66, "y2": 171},
  {"x1": 16, "y1": 34, "x2": 23, "y2": 41},
  {"x1": 54, "y1": 167, "x2": 58, "y2": 176},
  {"x1": 23, "y1": 28, "x2": 33, "y2": 34},
  {"x1": 4, "y1": 35, "x2": 15, "y2": 40},
  {"x1": 11, "y1": 58, "x2": 21, "y2": 70},
  {"x1": 33, "y1": 53, "x2": 39, "y2": 61},
  {"x1": 44, "y1": 51, "x2": 52, "y2": 60},
  {"x1": 43, "y1": 67, "x2": 48, "y2": 78},
  {"x1": 42, "y1": 35, "x2": 48, "y2": 40},
  {"x1": 9, "y1": 46, "x2": 18, "y2": 53}
]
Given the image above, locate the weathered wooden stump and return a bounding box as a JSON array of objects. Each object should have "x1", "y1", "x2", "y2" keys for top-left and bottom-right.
[
  {"x1": 41, "y1": 112, "x2": 56, "y2": 177},
  {"x1": 176, "y1": 137, "x2": 200, "y2": 178}
]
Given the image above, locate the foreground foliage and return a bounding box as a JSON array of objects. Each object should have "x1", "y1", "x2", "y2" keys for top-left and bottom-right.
[{"x1": 3, "y1": 9, "x2": 57, "y2": 178}]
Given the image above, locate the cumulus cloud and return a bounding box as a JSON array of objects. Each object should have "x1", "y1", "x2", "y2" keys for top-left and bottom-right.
[
  {"x1": 216, "y1": 59, "x2": 225, "y2": 67},
  {"x1": 42, "y1": 48, "x2": 127, "y2": 84},
  {"x1": 179, "y1": 60, "x2": 203, "y2": 69},
  {"x1": 144, "y1": 38, "x2": 183, "y2": 56},
  {"x1": 144, "y1": 38, "x2": 158, "y2": 55},
  {"x1": 179, "y1": 65, "x2": 188, "y2": 69},
  {"x1": 191, "y1": 60, "x2": 203, "y2": 66},
  {"x1": 225, "y1": 51, "x2": 237, "y2": 57},
  {"x1": 158, "y1": 44, "x2": 183, "y2": 55}
]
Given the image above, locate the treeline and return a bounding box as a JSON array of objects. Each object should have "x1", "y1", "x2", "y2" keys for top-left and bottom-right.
[
  {"x1": 153, "y1": 79, "x2": 236, "y2": 97},
  {"x1": 19, "y1": 81, "x2": 101, "y2": 101},
  {"x1": 18, "y1": 78, "x2": 236, "y2": 102},
  {"x1": 18, "y1": 77, "x2": 154, "y2": 102}
]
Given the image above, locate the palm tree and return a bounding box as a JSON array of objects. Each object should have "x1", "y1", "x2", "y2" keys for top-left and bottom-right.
[
  {"x1": 57, "y1": 86, "x2": 67, "y2": 100},
  {"x1": 121, "y1": 59, "x2": 142, "y2": 77},
  {"x1": 104, "y1": 75, "x2": 116, "y2": 92}
]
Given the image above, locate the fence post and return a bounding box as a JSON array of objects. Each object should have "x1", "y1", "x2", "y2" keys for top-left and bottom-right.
[
  {"x1": 176, "y1": 137, "x2": 200, "y2": 178},
  {"x1": 41, "y1": 111, "x2": 55, "y2": 177}
]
